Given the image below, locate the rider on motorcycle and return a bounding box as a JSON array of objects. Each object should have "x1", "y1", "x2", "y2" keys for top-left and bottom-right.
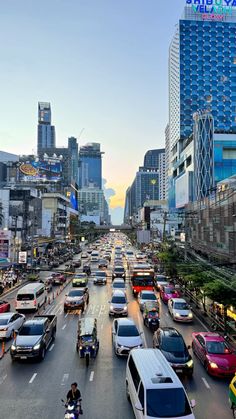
[{"x1": 67, "y1": 382, "x2": 81, "y2": 404}]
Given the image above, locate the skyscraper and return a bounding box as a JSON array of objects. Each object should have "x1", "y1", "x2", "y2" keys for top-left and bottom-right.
[
  {"x1": 78, "y1": 143, "x2": 103, "y2": 189},
  {"x1": 143, "y1": 149, "x2": 166, "y2": 199},
  {"x1": 37, "y1": 102, "x2": 56, "y2": 154},
  {"x1": 168, "y1": 4, "x2": 236, "y2": 207}
]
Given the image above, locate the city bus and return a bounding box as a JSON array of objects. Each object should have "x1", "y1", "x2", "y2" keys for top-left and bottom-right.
[{"x1": 130, "y1": 265, "x2": 154, "y2": 296}]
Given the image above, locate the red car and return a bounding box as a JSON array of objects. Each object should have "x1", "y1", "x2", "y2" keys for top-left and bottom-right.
[
  {"x1": 51, "y1": 272, "x2": 66, "y2": 285},
  {"x1": 160, "y1": 284, "x2": 181, "y2": 304},
  {"x1": 192, "y1": 332, "x2": 236, "y2": 377},
  {"x1": 0, "y1": 301, "x2": 10, "y2": 313}
]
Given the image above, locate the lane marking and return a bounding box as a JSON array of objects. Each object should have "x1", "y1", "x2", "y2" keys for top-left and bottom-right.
[
  {"x1": 29, "y1": 373, "x2": 37, "y2": 384},
  {"x1": 100, "y1": 323, "x2": 104, "y2": 330},
  {"x1": 62, "y1": 324, "x2": 67, "y2": 330},
  {"x1": 89, "y1": 371, "x2": 94, "y2": 382},
  {"x1": 49, "y1": 343, "x2": 55, "y2": 352},
  {"x1": 202, "y1": 377, "x2": 210, "y2": 389},
  {"x1": 0, "y1": 374, "x2": 7, "y2": 385},
  {"x1": 65, "y1": 313, "x2": 68, "y2": 318},
  {"x1": 61, "y1": 373, "x2": 69, "y2": 386}
]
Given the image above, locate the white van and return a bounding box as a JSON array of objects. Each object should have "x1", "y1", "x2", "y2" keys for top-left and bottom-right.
[
  {"x1": 126, "y1": 349, "x2": 196, "y2": 419},
  {"x1": 91, "y1": 250, "x2": 99, "y2": 262},
  {"x1": 15, "y1": 283, "x2": 46, "y2": 312}
]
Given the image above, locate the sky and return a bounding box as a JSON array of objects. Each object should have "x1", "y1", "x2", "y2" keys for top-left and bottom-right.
[{"x1": 0, "y1": 0, "x2": 185, "y2": 224}]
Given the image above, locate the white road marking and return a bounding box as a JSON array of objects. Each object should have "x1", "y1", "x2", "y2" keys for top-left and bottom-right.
[
  {"x1": 29, "y1": 373, "x2": 37, "y2": 384},
  {"x1": 89, "y1": 371, "x2": 94, "y2": 382},
  {"x1": 137, "y1": 314, "x2": 147, "y2": 348},
  {"x1": 62, "y1": 324, "x2": 67, "y2": 330},
  {"x1": 64, "y1": 313, "x2": 68, "y2": 318},
  {"x1": 0, "y1": 374, "x2": 7, "y2": 385},
  {"x1": 49, "y1": 343, "x2": 55, "y2": 352},
  {"x1": 98, "y1": 304, "x2": 106, "y2": 317},
  {"x1": 202, "y1": 377, "x2": 210, "y2": 389},
  {"x1": 61, "y1": 373, "x2": 69, "y2": 386}
]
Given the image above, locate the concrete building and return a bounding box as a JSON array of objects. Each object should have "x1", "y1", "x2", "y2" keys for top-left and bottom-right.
[{"x1": 78, "y1": 186, "x2": 110, "y2": 225}]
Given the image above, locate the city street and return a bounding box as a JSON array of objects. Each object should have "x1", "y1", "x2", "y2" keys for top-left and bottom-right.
[{"x1": 0, "y1": 253, "x2": 233, "y2": 419}]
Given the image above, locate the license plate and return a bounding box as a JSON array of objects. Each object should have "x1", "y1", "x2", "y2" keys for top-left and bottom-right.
[
  {"x1": 20, "y1": 356, "x2": 27, "y2": 360},
  {"x1": 176, "y1": 369, "x2": 182, "y2": 373},
  {"x1": 0, "y1": 331, "x2": 5, "y2": 337}
]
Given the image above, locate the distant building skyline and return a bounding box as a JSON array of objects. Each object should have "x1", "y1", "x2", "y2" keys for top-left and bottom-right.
[{"x1": 37, "y1": 102, "x2": 56, "y2": 154}]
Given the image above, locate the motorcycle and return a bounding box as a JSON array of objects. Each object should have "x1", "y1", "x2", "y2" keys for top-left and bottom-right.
[
  {"x1": 61, "y1": 399, "x2": 82, "y2": 419},
  {"x1": 83, "y1": 265, "x2": 91, "y2": 276}
]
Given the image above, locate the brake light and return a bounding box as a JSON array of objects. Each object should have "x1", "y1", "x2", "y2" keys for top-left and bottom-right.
[{"x1": 34, "y1": 299, "x2": 37, "y2": 306}]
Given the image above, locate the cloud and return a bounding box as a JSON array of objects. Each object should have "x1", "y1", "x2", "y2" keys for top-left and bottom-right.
[{"x1": 103, "y1": 178, "x2": 124, "y2": 224}]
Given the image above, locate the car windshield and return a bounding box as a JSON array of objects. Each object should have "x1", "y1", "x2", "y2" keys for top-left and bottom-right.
[
  {"x1": 146, "y1": 388, "x2": 191, "y2": 417},
  {"x1": 133, "y1": 277, "x2": 153, "y2": 286},
  {"x1": 112, "y1": 296, "x2": 126, "y2": 304},
  {"x1": 96, "y1": 272, "x2": 106, "y2": 277},
  {"x1": 156, "y1": 276, "x2": 166, "y2": 281},
  {"x1": 19, "y1": 324, "x2": 44, "y2": 336},
  {"x1": 74, "y1": 275, "x2": 86, "y2": 279},
  {"x1": 0, "y1": 318, "x2": 9, "y2": 325},
  {"x1": 113, "y1": 283, "x2": 125, "y2": 289},
  {"x1": 206, "y1": 341, "x2": 231, "y2": 354},
  {"x1": 142, "y1": 293, "x2": 156, "y2": 300},
  {"x1": 81, "y1": 335, "x2": 93, "y2": 343},
  {"x1": 115, "y1": 268, "x2": 124, "y2": 272},
  {"x1": 17, "y1": 293, "x2": 34, "y2": 301},
  {"x1": 162, "y1": 336, "x2": 186, "y2": 353},
  {"x1": 174, "y1": 302, "x2": 189, "y2": 310},
  {"x1": 68, "y1": 290, "x2": 84, "y2": 297},
  {"x1": 118, "y1": 325, "x2": 139, "y2": 337},
  {"x1": 164, "y1": 287, "x2": 175, "y2": 294}
]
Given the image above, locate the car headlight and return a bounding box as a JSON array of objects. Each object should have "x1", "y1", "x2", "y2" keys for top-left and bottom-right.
[
  {"x1": 148, "y1": 318, "x2": 152, "y2": 322},
  {"x1": 186, "y1": 359, "x2": 194, "y2": 368},
  {"x1": 175, "y1": 312, "x2": 181, "y2": 317},
  {"x1": 123, "y1": 306, "x2": 128, "y2": 311},
  {"x1": 117, "y1": 343, "x2": 122, "y2": 348},
  {"x1": 110, "y1": 305, "x2": 114, "y2": 310},
  {"x1": 210, "y1": 362, "x2": 218, "y2": 369},
  {"x1": 33, "y1": 343, "x2": 41, "y2": 351},
  {"x1": 188, "y1": 313, "x2": 193, "y2": 318},
  {"x1": 11, "y1": 344, "x2": 16, "y2": 351}
]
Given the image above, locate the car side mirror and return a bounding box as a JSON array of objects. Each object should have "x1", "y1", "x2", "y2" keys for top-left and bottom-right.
[
  {"x1": 108, "y1": 301, "x2": 111, "y2": 304},
  {"x1": 135, "y1": 402, "x2": 143, "y2": 412},
  {"x1": 46, "y1": 328, "x2": 50, "y2": 334},
  {"x1": 187, "y1": 345, "x2": 191, "y2": 349}
]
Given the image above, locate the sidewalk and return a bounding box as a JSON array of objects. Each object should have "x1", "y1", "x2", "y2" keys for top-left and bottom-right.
[{"x1": 0, "y1": 278, "x2": 27, "y2": 298}]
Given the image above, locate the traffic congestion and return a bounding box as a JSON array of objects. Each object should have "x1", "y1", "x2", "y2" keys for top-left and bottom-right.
[{"x1": 0, "y1": 232, "x2": 235, "y2": 419}]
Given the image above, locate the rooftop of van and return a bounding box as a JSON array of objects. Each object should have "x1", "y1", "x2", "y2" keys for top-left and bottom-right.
[
  {"x1": 17, "y1": 283, "x2": 44, "y2": 292},
  {"x1": 129, "y1": 349, "x2": 183, "y2": 389}
]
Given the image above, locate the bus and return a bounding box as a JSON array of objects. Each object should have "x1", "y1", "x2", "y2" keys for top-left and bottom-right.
[{"x1": 130, "y1": 265, "x2": 154, "y2": 296}]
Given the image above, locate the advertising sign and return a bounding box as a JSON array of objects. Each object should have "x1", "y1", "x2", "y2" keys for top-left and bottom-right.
[
  {"x1": 175, "y1": 173, "x2": 190, "y2": 209},
  {"x1": 0, "y1": 230, "x2": 10, "y2": 258},
  {"x1": 19, "y1": 157, "x2": 62, "y2": 182},
  {"x1": 186, "y1": 0, "x2": 236, "y2": 20},
  {"x1": 18, "y1": 251, "x2": 27, "y2": 264}
]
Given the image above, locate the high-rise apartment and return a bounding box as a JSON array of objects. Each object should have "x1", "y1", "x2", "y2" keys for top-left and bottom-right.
[
  {"x1": 78, "y1": 143, "x2": 103, "y2": 189},
  {"x1": 37, "y1": 102, "x2": 56, "y2": 154},
  {"x1": 169, "y1": 4, "x2": 236, "y2": 207}
]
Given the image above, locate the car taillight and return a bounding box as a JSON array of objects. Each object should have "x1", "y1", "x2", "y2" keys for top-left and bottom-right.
[{"x1": 34, "y1": 299, "x2": 37, "y2": 306}]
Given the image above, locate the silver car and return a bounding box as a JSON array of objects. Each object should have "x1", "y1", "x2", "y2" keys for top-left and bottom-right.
[
  {"x1": 109, "y1": 290, "x2": 128, "y2": 316},
  {"x1": 0, "y1": 312, "x2": 25, "y2": 339},
  {"x1": 138, "y1": 290, "x2": 158, "y2": 311},
  {"x1": 112, "y1": 318, "x2": 143, "y2": 356}
]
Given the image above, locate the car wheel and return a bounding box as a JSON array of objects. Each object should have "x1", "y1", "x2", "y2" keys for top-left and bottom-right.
[
  {"x1": 204, "y1": 361, "x2": 210, "y2": 375},
  {"x1": 126, "y1": 382, "x2": 131, "y2": 402}
]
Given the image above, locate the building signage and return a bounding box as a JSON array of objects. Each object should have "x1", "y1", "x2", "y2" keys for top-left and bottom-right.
[
  {"x1": 18, "y1": 251, "x2": 27, "y2": 264},
  {"x1": 0, "y1": 230, "x2": 10, "y2": 259},
  {"x1": 186, "y1": 0, "x2": 236, "y2": 15}
]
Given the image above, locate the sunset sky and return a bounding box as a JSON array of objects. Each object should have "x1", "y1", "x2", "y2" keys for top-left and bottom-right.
[{"x1": 0, "y1": 0, "x2": 186, "y2": 223}]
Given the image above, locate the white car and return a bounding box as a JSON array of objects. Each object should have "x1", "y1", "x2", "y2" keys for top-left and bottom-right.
[
  {"x1": 0, "y1": 312, "x2": 25, "y2": 339},
  {"x1": 138, "y1": 290, "x2": 158, "y2": 311},
  {"x1": 109, "y1": 290, "x2": 128, "y2": 316},
  {"x1": 168, "y1": 298, "x2": 193, "y2": 322},
  {"x1": 81, "y1": 252, "x2": 88, "y2": 259},
  {"x1": 112, "y1": 279, "x2": 126, "y2": 293},
  {"x1": 112, "y1": 318, "x2": 143, "y2": 356}
]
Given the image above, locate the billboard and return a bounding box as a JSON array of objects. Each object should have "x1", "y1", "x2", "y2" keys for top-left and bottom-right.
[
  {"x1": 0, "y1": 230, "x2": 10, "y2": 258},
  {"x1": 18, "y1": 251, "x2": 27, "y2": 264},
  {"x1": 19, "y1": 157, "x2": 62, "y2": 182},
  {"x1": 175, "y1": 173, "x2": 190, "y2": 209}
]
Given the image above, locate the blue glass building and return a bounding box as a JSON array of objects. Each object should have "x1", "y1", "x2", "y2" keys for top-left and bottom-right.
[
  {"x1": 168, "y1": 6, "x2": 236, "y2": 208},
  {"x1": 78, "y1": 143, "x2": 103, "y2": 189}
]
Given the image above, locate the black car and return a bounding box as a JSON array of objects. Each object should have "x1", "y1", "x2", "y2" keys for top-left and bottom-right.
[
  {"x1": 64, "y1": 288, "x2": 89, "y2": 313},
  {"x1": 153, "y1": 327, "x2": 193, "y2": 377},
  {"x1": 112, "y1": 266, "x2": 125, "y2": 280}
]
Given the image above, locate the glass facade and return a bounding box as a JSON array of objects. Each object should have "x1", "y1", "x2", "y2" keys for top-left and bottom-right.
[
  {"x1": 78, "y1": 143, "x2": 103, "y2": 189},
  {"x1": 214, "y1": 136, "x2": 236, "y2": 182}
]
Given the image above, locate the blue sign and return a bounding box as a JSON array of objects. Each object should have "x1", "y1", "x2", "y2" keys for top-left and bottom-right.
[{"x1": 186, "y1": 0, "x2": 236, "y2": 15}]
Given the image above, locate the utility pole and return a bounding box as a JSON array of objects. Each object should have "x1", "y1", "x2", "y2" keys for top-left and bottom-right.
[{"x1": 162, "y1": 211, "x2": 168, "y2": 243}]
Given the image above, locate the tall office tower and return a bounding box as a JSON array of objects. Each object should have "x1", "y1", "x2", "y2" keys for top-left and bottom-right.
[
  {"x1": 68, "y1": 137, "x2": 79, "y2": 185},
  {"x1": 37, "y1": 102, "x2": 56, "y2": 154},
  {"x1": 143, "y1": 149, "x2": 166, "y2": 199},
  {"x1": 169, "y1": 5, "x2": 236, "y2": 207},
  {"x1": 78, "y1": 143, "x2": 103, "y2": 189},
  {"x1": 165, "y1": 124, "x2": 170, "y2": 201}
]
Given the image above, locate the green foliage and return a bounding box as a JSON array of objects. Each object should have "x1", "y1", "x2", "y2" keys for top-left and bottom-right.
[{"x1": 203, "y1": 280, "x2": 236, "y2": 307}]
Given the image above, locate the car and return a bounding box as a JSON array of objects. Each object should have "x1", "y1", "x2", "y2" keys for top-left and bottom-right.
[
  {"x1": 153, "y1": 327, "x2": 194, "y2": 377},
  {"x1": 138, "y1": 290, "x2": 158, "y2": 311},
  {"x1": 109, "y1": 290, "x2": 128, "y2": 317},
  {"x1": 112, "y1": 279, "x2": 126, "y2": 293},
  {"x1": 51, "y1": 273, "x2": 66, "y2": 285},
  {"x1": 104, "y1": 253, "x2": 111, "y2": 262},
  {"x1": 112, "y1": 318, "x2": 143, "y2": 356},
  {"x1": 160, "y1": 284, "x2": 181, "y2": 303},
  {"x1": 52, "y1": 259, "x2": 60, "y2": 268},
  {"x1": 136, "y1": 252, "x2": 146, "y2": 261},
  {"x1": 0, "y1": 312, "x2": 25, "y2": 339},
  {"x1": 0, "y1": 300, "x2": 10, "y2": 314},
  {"x1": 98, "y1": 259, "x2": 108, "y2": 269},
  {"x1": 72, "y1": 273, "x2": 88, "y2": 287},
  {"x1": 93, "y1": 271, "x2": 107, "y2": 285},
  {"x1": 192, "y1": 332, "x2": 236, "y2": 377},
  {"x1": 73, "y1": 260, "x2": 82, "y2": 268},
  {"x1": 81, "y1": 252, "x2": 88, "y2": 259},
  {"x1": 114, "y1": 260, "x2": 123, "y2": 267},
  {"x1": 112, "y1": 266, "x2": 125, "y2": 280},
  {"x1": 154, "y1": 274, "x2": 169, "y2": 290},
  {"x1": 168, "y1": 298, "x2": 193, "y2": 322},
  {"x1": 64, "y1": 288, "x2": 89, "y2": 313},
  {"x1": 65, "y1": 263, "x2": 75, "y2": 273},
  {"x1": 44, "y1": 277, "x2": 53, "y2": 292}
]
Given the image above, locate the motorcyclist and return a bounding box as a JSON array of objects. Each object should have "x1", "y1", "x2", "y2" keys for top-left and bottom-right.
[{"x1": 67, "y1": 382, "x2": 81, "y2": 404}]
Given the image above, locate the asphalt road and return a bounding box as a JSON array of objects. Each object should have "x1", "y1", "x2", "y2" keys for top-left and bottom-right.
[{"x1": 0, "y1": 251, "x2": 233, "y2": 419}]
